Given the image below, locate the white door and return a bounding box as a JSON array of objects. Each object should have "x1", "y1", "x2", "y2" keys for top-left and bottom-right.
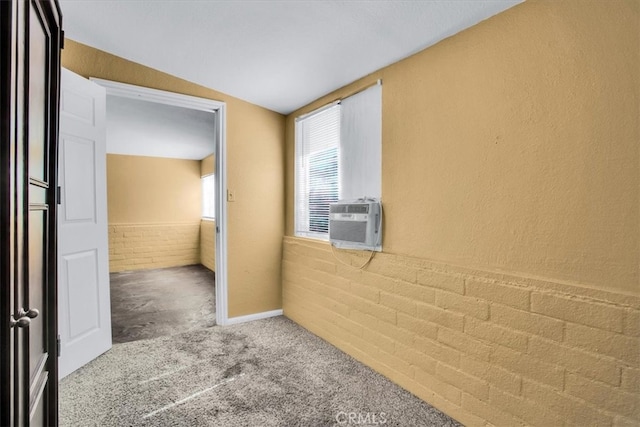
[{"x1": 58, "y1": 68, "x2": 111, "y2": 379}]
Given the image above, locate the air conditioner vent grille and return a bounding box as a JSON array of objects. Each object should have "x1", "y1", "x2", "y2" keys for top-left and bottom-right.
[
  {"x1": 330, "y1": 204, "x2": 369, "y2": 214},
  {"x1": 329, "y1": 220, "x2": 367, "y2": 243},
  {"x1": 329, "y1": 199, "x2": 382, "y2": 252}
]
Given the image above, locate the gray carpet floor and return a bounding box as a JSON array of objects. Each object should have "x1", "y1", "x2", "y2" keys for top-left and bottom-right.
[
  {"x1": 110, "y1": 265, "x2": 216, "y2": 344},
  {"x1": 59, "y1": 316, "x2": 461, "y2": 427}
]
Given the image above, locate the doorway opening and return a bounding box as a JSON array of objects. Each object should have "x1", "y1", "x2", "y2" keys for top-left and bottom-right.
[
  {"x1": 98, "y1": 89, "x2": 217, "y2": 343},
  {"x1": 90, "y1": 79, "x2": 227, "y2": 342}
]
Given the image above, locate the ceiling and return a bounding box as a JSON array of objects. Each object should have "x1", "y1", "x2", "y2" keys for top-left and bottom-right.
[
  {"x1": 60, "y1": 0, "x2": 522, "y2": 115},
  {"x1": 106, "y1": 95, "x2": 215, "y2": 160}
]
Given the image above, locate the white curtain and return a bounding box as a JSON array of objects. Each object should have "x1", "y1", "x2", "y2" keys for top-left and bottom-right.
[{"x1": 339, "y1": 83, "x2": 382, "y2": 201}]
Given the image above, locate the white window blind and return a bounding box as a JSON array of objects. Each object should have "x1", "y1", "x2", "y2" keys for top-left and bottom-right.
[
  {"x1": 340, "y1": 84, "x2": 382, "y2": 200},
  {"x1": 295, "y1": 104, "x2": 340, "y2": 238},
  {"x1": 202, "y1": 174, "x2": 215, "y2": 219}
]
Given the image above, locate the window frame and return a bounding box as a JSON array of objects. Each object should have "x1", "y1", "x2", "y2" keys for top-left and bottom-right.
[{"x1": 294, "y1": 81, "x2": 382, "y2": 242}]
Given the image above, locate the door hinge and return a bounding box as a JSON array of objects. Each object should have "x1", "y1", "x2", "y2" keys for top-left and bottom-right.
[
  {"x1": 57, "y1": 335, "x2": 61, "y2": 357},
  {"x1": 57, "y1": 186, "x2": 62, "y2": 205},
  {"x1": 61, "y1": 30, "x2": 65, "y2": 49},
  {"x1": 216, "y1": 226, "x2": 219, "y2": 233}
]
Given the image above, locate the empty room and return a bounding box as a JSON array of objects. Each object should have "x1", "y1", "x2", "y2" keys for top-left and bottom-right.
[
  {"x1": 1, "y1": 0, "x2": 638, "y2": 426},
  {"x1": 104, "y1": 93, "x2": 218, "y2": 344}
]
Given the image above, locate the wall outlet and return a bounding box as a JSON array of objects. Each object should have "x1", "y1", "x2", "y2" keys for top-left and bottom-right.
[{"x1": 227, "y1": 189, "x2": 235, "y2": 202}]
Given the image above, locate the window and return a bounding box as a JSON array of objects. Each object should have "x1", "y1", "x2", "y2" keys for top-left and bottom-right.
[
  {"x1": 202, "y1": 174, "x2": 215, "y2": 220},
  {"x1": 295, "y1": 83, "x2": 381, "y2": 240},
  {"x1": 295, "y1": 104, "x2": 340, "y2": 238}
]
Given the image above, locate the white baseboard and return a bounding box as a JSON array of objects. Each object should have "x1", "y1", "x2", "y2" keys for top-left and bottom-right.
[{"x1": 223, "y1": 309, "x2": 283, "y2": 326}]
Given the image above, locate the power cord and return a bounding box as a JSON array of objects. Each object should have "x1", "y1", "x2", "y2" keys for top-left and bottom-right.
[{"x1": 330, "y1": 243, "x2": 376, "y2": 270}]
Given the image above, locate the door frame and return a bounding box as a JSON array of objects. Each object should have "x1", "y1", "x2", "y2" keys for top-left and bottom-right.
[{"x1": 86, "y1": 78, "x2": 230, "y2": 326}]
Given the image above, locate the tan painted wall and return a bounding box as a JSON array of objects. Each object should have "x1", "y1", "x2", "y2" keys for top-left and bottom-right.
[
  {"x1": 106, "y1": 154, "x2": 201, "y2": 271},
  {"x1": 63, "y1": 41, "x2": 286, "y2": 315},
  {"x1": 201, "y1": 153, "x2": 215, "y2": 176},
  {"x1": 109, "y1": 223, "x2": 200, "y2": 272},
  {"x1": 200, "y1": 220, "x2": 216, "y2": 272},
  {"x1": 283, "y1": 0, "x2": 639, "y2": 425},
  {"x1": 107, "y1": 154, "x2": 201, "y2": 223},
  {"x1": 283, "y1": 238, "x2": 640, "y2": 426},
  {"x1": 285, "y1": 0, "x2": 639, "y2": 296}
]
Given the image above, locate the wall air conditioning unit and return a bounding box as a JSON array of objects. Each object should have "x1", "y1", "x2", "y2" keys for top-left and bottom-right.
[{"x1": 329, "y1": 199, "x2": 382, "y2": 251}]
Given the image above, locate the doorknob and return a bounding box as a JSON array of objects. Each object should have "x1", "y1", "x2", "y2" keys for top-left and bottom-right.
[
  {"x1": 20, "y1": 308, "x2": 39, "y2": 319},
  {"x1": 9, "y1": 308, "x2": 39, "y2": 328},
  {"x1": 10, "y1": 315, "x2": 31, "y2": 328}
]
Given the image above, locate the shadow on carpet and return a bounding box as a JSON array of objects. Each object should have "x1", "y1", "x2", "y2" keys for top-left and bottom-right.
[{"x1": 60, "y1": 316, "x2": 461, "y2": 427}]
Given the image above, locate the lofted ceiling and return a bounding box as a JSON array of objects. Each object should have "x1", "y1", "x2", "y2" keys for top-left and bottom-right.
[{"x1": 60, "y1": 0, "x2": 522, "y2": 115}]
